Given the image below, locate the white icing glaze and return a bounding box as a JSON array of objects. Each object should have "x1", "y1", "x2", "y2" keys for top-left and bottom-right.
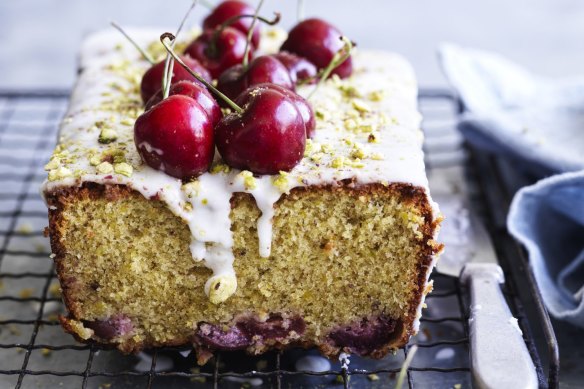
[{"x1": 42, "y1": 28, "x2": 440, "y2": 311}]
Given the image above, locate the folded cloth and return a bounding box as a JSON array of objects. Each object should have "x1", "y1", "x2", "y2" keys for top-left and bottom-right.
[
  {"x1": 440, "y1": 43, "x2": 584, "y2": 327},
  {"x1": 439, "y1": 43, "x2": 584, "y2": 176},
  {"x1": 508, "y1": 172, "x2": 584, "y2": 328}
]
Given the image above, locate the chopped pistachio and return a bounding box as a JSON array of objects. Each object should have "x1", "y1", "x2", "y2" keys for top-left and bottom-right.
[
  {"x1": 331, "y1": 156, "x2": 345, "y2": 168},
  {"x1": 208, "y1": 274, "x2": 237, "y2": 304},
  {"x1": 315, "y1": 108, "x2": 330, "y2": 121},
  {"x1": 114, "y1": 162, "x2": 133, "y2": 177},
  {"x1": 98, "y1": 128, "x2": 118, "y2": 144},
  {"x1": 321, "y1": 143, "x2": 333, "y2": 154},
  {"x1": 273, "y1": 171, "x2": 290, "y2": 193},
  {"x1": 368, "y1": 132, "x2": 380, "y2": 143},
  {"x1": 352, "y1": 99, "x2": 372, "y2": 113},
  {"x1": 44, "y1": 159, "x2": 60, "y2": 171},
  {"x1": 183, "y1": 181, "x2": 200, "y2": 197},
  {"x1": 344, "y1": 118, "x2": 357, "y2": 131},
  {"x1": 310, "y1": 152, "x2": 324, "y2": 163},
  {"x1": 89, "y1": 155, "x2": 102, "y2": 166},
  {"x1": 350, "y1": 145, "x2": 368, "y2": 160},
  {"x1": 211, "y1": 163, "x2": 231, "y2": 174},
  {"x1": 96, "y1": 162, "x2": 114, "y2": 174},
  {"x1": 48, "y1": 167, "x2": 72, "y2": 181},
  {"x1": 367, "y1": 373, "x2": 379, "y2": 381},
  {"x1": 120, "y1": 118, "x2": 134, "y2": 126},
  {"x1": 239, "y1": 170, "x2": 257, "y2": 190},
  {"x1": 368, "y1": 90, "x2": 385, "y2": 101},
  {"x1": 371, "y1": 152, "x2": 385, "y2": 161}
]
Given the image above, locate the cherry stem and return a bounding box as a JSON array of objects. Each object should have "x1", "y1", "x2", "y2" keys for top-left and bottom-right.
[
  {"x1": 163, "y1": 0, "x2": 199, "y2": 99},
  {"x1": 208, "y1": 12, "x2": 281, "y2": 57},
  {"x1": 297, "y1": 0, "x2": 305, "y2": 22},
  {"x1": 242, "y1": 0, "x2": 265, "y2": 69},
  {"x1": 307, "y1": 36, "x2": 353, "y2": 100},
  {"x1": 161, "y1": 33, "x2": 243, "y2": 114},
  {"x1": 110, "y1": 21, "x2": 155, "y2": 64}
]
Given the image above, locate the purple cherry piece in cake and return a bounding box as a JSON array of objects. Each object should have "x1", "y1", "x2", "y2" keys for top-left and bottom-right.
[
  {"x1": 84, "y1": 314, "x2": 134, "y2": 340},
  {"x1": 326, "y1": 315, "x2": 398, "y2": 355}
]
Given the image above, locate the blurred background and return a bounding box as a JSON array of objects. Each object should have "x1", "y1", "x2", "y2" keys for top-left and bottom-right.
[{"x1": 1, "y1": 0, "x2": 584, "y2": 89}]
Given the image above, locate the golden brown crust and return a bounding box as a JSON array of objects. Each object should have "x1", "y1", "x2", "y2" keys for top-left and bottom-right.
[{"x1": 46, "y1": 181, "x2": 441, "y2": 360}]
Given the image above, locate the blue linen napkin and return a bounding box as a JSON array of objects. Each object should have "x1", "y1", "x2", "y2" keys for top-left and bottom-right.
[
  {"x1": 508, "y1": 172, "x2": 584, "y2": 328},
  {"x1": 439, "y1": 43, "x2": 584, "y2": 327}
]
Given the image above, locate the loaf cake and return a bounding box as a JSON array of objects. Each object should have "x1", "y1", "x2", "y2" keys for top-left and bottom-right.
[{"x1": 42, "y1": 28, "x2": 442, "y2": 364}]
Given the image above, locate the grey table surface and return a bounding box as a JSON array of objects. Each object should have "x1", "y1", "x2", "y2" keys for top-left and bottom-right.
[{"x1": 0, "y1": 0, "x2": 583, "y2": 387}]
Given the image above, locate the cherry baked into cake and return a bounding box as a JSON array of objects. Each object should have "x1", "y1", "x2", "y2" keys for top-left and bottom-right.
[{"x1": 42, "y1": 0, "x2": 442, "y2": 365}]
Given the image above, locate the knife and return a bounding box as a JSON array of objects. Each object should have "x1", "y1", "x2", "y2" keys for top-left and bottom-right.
[{"x1": 436, "y1": 197, "x2": 538, "y2": 389}]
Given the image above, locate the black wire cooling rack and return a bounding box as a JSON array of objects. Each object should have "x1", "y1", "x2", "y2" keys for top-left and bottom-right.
[{"x1": 0, "y1": 89, "x2": 559, "y2": 389}]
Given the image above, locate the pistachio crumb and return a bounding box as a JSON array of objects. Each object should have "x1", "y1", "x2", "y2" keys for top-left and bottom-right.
[
  {"x1": 239, "y1": 170, "x2": 257, "y2": 190},
  {"x1": 315, "y1": 108, "x2": 330, "y2": 121},
  {"x1": 273, "y1": 171, "x2": 290, "y2": 193},
  {"x1": 114, "y1": 162, "x2": 133, "y2": 177},
  {"x1": 211, "y1": 163, "x2": 231, "y2": 174},
  {"x1": 368, "y1": 90, "x2": 385, "y2": 101},
  {"x1": 89, "y1": 155, "x2": 102, "y2": 166},
  {"x1": 352, "y1": 99, "x2": 372, "y2": 113},
  {"x1": 96, "y1": 162, "x2": 114, "y2": 174},
  {"x1": 367, "y1": 373, "x2": 379, "y2": 381},
  {"x1": 331, "y1": 156, "x2": 345, "y2": 169},
  {"x1": 48, "y1": 167, "x2": 72, "y2": 181},
  {"x1": 371, "y1": 152, "x2": 385, "y2": 161},
  {"x1": 368, "y1": 132, "x2": 380, "y2": 143},
  {"x1": 98, "y1": 128, "x2": 118, "y2": 144},
  {"x1": 44, "y1": 159, "x2": 60, "y2": 171}
]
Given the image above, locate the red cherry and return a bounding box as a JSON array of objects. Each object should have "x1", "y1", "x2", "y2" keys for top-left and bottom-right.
[
  {"x1": 184, "y1": 27, "x2": 250, "y2": 80},
  {"x1": 216, "y1": 56, "x2": 294, "y2": 103},
  {"x1": 280, "y1": 18, "x2": 353, "y2": 79},
  {"x1": 272, "y1": 51, "x2": 317, "y2": 85},
  {"x1": 134, "y1": 95, "x2": 214, "y2": 180},
  {"x1": 145, "y1": 80, "x2": 222, "y2": 126},
  {"x1": 140, "y1": 56, "x2": 212, "y2": 103},
  {"x1": 215, "y1": 85, "x2": 306, "y2": 174},
  {"x1": 243, "y1": 83, "x2": 315, "y2": 138},
  {"x1": 203, "y1": 1, "x2": 261, "y2": 49}
]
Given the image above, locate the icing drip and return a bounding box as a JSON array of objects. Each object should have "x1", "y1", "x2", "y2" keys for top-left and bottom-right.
[{"x1": 41, "y1": 28, "x2": 439, "y2": 307}]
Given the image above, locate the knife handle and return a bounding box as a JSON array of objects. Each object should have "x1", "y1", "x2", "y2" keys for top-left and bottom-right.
[{"x1": 461, "y1": 263, "x2": 538, "y2": 389}]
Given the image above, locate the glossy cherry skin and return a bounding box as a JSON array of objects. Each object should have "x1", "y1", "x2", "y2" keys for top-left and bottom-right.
[
  {"x1": 184, "y1": 27, "x2": 250, "y2": 79},
  {"x1": 215, "y1": 85, "x2": 306, "y2": 174},
  {"x1": 140, "y1": 56, "x2": 212, "y2": 103},
  {"x1": 246, "y1": 83, "x2": 316, "y2": 138},
  {"x1": 144, "y1": 81, "x2": 222, "y2": 126},
  {"x1": 272, "y1": 51, "x2": 317, "y2": 84},
  {"x1": 203, "y1": 0, "x2": 260, "y2": 49},
  {"x1": 217, "y1": 56, "x2": 294, "y2": 103},
  {"x1": 280, "y1": 18, "x2": 353, "y2": 79},
  {"x1": 134, "y1": 95, "x2": 214, "y2": 180}
]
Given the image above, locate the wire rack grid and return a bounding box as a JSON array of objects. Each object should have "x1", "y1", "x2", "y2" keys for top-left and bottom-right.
[{"x1": 0, "y1": 89, "x2": 558, "y2": 389}]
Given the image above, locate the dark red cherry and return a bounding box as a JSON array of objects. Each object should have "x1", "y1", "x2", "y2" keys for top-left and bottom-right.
[
  {"x1": 144, "y1": 80, "x2": 222, "y2": 126},
  {"x1": 140, "y1": 56, "x2": 212, "y2": 103},
  {"x1": 215, "y1": 85, "x2": 306, "y2": 174},
  {"x1": 272, "y1": 52, "x2": 317, "y2": 85},
  {"x1": 280, "y1": 18, "x2": 353, "y2": 79},
  {"x1": 184, "y1": 27, "x2": 250, "y2": 79},
  {"x1": 134, "y1": 95, "x2": 214, "y2": 180},
  {"x1": 241, "y1": 83, "x2": 315, "y2": 138},
  {"x1": 203, "y1": 0, "x2": 261, "y2": 49},
  {"x1": 217, "y1": 56, "x2": 294, "y2": 103}
]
